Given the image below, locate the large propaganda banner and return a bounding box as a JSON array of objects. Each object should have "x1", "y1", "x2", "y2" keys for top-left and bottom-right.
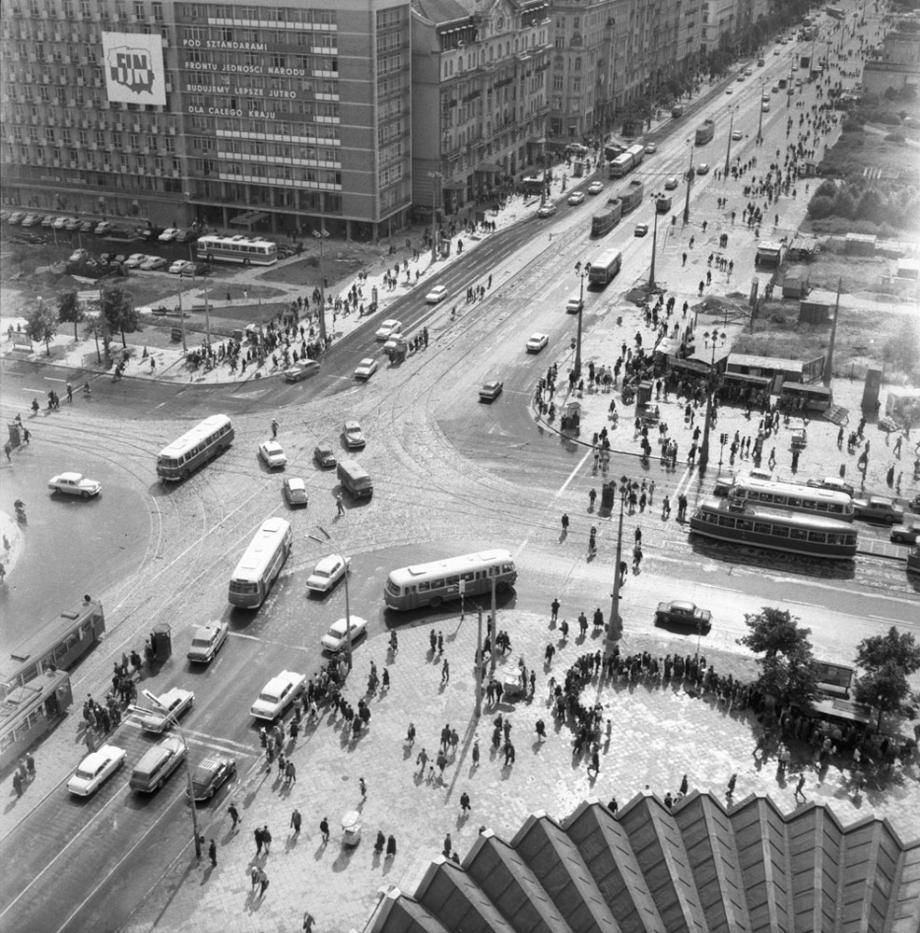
[{"x1": 101, "y1": 32, "x2": 167, "y2": 106}]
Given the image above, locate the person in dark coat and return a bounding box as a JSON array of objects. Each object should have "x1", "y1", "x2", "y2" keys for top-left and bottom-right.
[
  {"x1": 374, "y1": 830, "x2": 386, "y2": 854},
  {"x1": 386, "y1": 834, "x2": 397, "y2": 858}
]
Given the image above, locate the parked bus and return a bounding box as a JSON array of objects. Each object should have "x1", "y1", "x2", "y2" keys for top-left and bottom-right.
[
  {"x1": 384, "y1": 549, "x2": 517, "y2": 611},
  {"x1": 588, "y1": 248, "x2": 623, "y2": 286},
  {"x1": 689, "y1": 498, "x2": 858, "y2": 560},
  {"x1": 228, "y1": 517, "x2": 293, "y2": 608},
  {"x1": 1, "y1": 598, "x2": 105, "y2": 701},
  {"x1": 156, "y1": 414, "x2": 234, "y2": 482},
  {"x1": 729, "y1": 476, "x2": 854, "y2": 521},
  {"x1": 196, "y1": 234, "x2": 278, "y2": 265},
  {"x1": 0, "y1": 669, "x2": 73, "y2": 772}
]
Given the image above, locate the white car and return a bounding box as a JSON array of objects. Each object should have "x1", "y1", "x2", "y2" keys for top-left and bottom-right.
[
  {"x1": 94, "y1": 220, "x2": 114, "y2": 235},
  {"x1": 354, "y1": 357, "x2": 379, "y2": 381},
  {"x1": 282, "y1": 476, "x2": 309, "y2": 508},
  {"x1": 48, "y1": 472, "x2": 102, "y2": 498},
  {"x1": 343, "y1": 420, "x2": 366, "y2": 449},
  {"x1": 250, "y1": 670, "x2": 306, "y2": 720},
  {"x1": 321, "y1": 616, "x2": 369, "y2": 654},
  {"x1": 305, "y1": 553, "x2": 350, "y2": 594},
  {"x1": 566, "y1": 297, "x2": 584, "y2": 314},
  {"x1": 158, "y1": 227, "x2": 180, "y2": 242},
  {"x1": 644, "y1": 143, "x2": 657, "y2": 154},
  {"x1": 732, "y1": 130, "x2": 743, "y2": 141},
  {"x1": 137, "y1": 687, "x2": 195, "y2": 733},
  {"x1": 537, "y1": 203, "x2": 557, "y2": 218},
  {"x1": 140, "y1": 255, "x2": 167, "y2": 270},
  {"x1": 67, "y1": 744, "x2": 126, "y2": 796},
  {"x1": 425, "y1": 285, "x2": 448, "y2": 304},
  {"x1": 587, "y1": 181, "x2": 604, "y2": 195},
  {"x1": 375, "y1": 319, "x2": 402, "y2": 341},
  {"x1": 52, "y1": 216, "x2": 70, "y2": 230},
  {"x1": 664, "y1": 175, "x2": 679, "y2": 190},
  {"x1": 186, "y1": 620, "x2": 230, "y2": 664},
  {"x1": 567, "y1": 191, "x2": 586, "y2": 205},
  {"x1": 526, "y1": 332, "x2": 549, "y2": 353},
  {"x1": 258, "y1": 440, "x2": 287, "y2": 469},
  {"x1": 124, "y1": 253, "x2": 147, "y2": 269},
  {"x1": 169, "y1": 259, "x2": 194, "y2": 275}
]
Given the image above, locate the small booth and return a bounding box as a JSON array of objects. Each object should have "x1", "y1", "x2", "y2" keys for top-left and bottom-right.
[{"x1": 341, "y1": 810, "x2": 362, "y2": 846}]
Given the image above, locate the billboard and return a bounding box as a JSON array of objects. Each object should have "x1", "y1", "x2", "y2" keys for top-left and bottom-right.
[{"x1": 102, "y1": 32, "x2": 166, "y2": 106}]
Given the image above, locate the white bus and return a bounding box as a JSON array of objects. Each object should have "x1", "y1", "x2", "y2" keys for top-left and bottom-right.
[
  {"x1": 588, "y1": 248, "x2": 623, "y2": 286},
  {"x1": 196, "y1": 234, "x2": 278, "y2": 265},
  {"x1": 156, "y1": 415, "x2": 234, "y2": 482},
  {"x1": 729, "y1": 476, "x2": 854, "y2": 521},
  {"x1": 229, "y1": 518, "x2": 293, "y2": 608},
  {"x1": 384, "y1": 550, "x2": 517, "y2": 611}
]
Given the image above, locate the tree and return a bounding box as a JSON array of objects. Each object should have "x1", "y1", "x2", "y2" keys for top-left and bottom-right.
[
  {"x1": 99, "y1": 284, "x2": 139, "y2": 349},
  {"x1": 852, "y1": 627, "x2": 920, "y2": 720},
  {"x1": 24, "y1": 298, "x2": 58, "y2": 356},
  {"x1": 57, "y1": 290, "x2": 84, "y2": 339},
  {"x1": 854, "y1": 662, "x2": 909, "y2": 721},
  {"x1": 738, "y1": 607, "x2": 818, "y2": 707}
]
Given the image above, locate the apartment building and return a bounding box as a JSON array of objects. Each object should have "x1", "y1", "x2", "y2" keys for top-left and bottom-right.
[
  {"x1": 411, "y1": 0, "x2": 551, "y2": 216},
  {"x1": 701, "y1": 0, "x2": 738, "y2": 55},
  {"x1": 0, "y1": 0, "x2": 412, "y2": 239}
]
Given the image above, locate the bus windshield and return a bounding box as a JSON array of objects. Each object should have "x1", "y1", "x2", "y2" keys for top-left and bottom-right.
[{"x1": 228, "y1": 518, "x2": 293, "y2": 608}]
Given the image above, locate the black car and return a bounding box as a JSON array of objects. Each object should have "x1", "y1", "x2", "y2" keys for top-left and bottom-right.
[
  {"x1": 190, "y1": 754, "x2": 236, "y2": 801},
  {"x1": 313, "y1": 443, "x2": 337, "y2": 469}
]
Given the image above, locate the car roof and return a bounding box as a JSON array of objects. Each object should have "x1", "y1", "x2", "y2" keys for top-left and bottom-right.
[
  {"x1": 263, "y1": 440, "x2": 283, "y2": 451},
  {"x1": 81, "y1": 745, "x2": 122, "y2": 768},
  {"x1": 286, "y1": 477, "x2": 306, "y2": 489},
  {"x1": 316, "y1": 553, "x2": 343, "y2": 569},
  {"x1": 56, "y1": 471, "x2": 83, "y2": 481}
]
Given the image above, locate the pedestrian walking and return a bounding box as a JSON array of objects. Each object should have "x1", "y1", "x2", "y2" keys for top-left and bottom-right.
[
  {"x1": 550, "y1": 597, "x2": 560, "y2": 622},
  {"x1": 794, "y1": 773, "x2": 807, "y2": 802},
  {"x1": 254, "y1": 826, "x2": 264, "y2": 855},
  {"x1": 429, "y1": 629, "x2": 437, "y2": 654},
  {"x1": 250, "y1": 866, "x2": 262, "y2": 894},
  {"x1": 262, "y1": 825, "x2": 272, "y2": 854},
  {"x1": 271, "y1": 418, "x2": 279, "y2": 438},
  {"x1": 443, "y1": 833, "x2": 452, "y2": 857},
  {"x1": 436, "y1": 631, "x2": 444, "y2": 656},
  {"x1": 291, "y1": 808, "x2": 302, "y2": 834},
  {"x1": 472, "y1": 739, "x2": 480, "y2": 768},
  {"x1": 320, "y1": 816, "x2": 330, "y2": 843},
  {"x1": 459, "y1": 791, "x2": 471, "y2": 814},
  {"x1": 386, "y1": 834, "x2": 397, "y2": 858},
  {"x1": 335, "y1": 493, "x2": 345, "y2": 517},
  {"x1": 208, "y1": 839, "x2": 217, "y2": 867},
  {"x1": 302, "y1": 911, "x2": 316, "y2": 932},
  {"x1": 416, "y1": 747, "x2": 429, "y2": 773},
  {"x1": 679, "y1": 774, "x2": 688, "y2": 796},
  {"x1": 406, "y1": 722, "x2": 416, "y2": 746},
  {"x1": 374, "y1": 829, "x2": 386, "y2": 854},
  {"x1": 12, "y1": 771, "x2": 23, "y2": 797},
  {"x1": 24, "y1": 752, "x2": 35, "y2": 779},
  {"x1": 228, "y1": 803, "x2": 241, "y2": 831},
  {"x1": 726, "y1": 773, "x2": 737, "y2": 800},
  {"x1": 535, "y1": 719, "x2": 546, "y2": 741},
  {"x1": 560, "y1": 514, "x2": 569, "y2": 535},
  {"x1": 441, "y1": 659, "x2": 450, "y2": 684},
  {"x1": 359, "y1": 776, "x2": 367, "y2": 800},
  {"x1": 258, "y1": 869, "x2": 269, "y2": 899}
]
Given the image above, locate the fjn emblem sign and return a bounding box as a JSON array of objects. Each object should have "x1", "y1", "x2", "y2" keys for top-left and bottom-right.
[{"x1": 101, "y1": 32, "x2": 166, "y2": 106}]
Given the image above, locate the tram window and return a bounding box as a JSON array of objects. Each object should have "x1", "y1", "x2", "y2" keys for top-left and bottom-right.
[
  {"x1": 788, "y1": 497, "x2": 801, "y2": 507},
  {"x1": 461, "y1": 572, "x2": 475, "y2": 583},
  {"x1": 418, "y1": 581, "x2": 430, "y2": 592},
  {"x1": 737, "y1": 519, "x2": 753, "y2": 531},
  {"x1": 718, "y1": 516, "x2": 735, "y2": 527},
  {"x1": 445, "y1": 575, "x2": 459, "y2": 587},
  {"x1": 815, "y1": 502, "x2": 828, "y2": 512},
  {"x1": 430, "y1": 578, "x2": 444, "y2": 589},
  {"x1": 773, "y1": 525, "x2": 789, "y2": 537},
  {"x1": 790, "y1": 528, "x2": 808, "y2": 540},
  {"x1": 808, "y1": 531, "x2": 826, "y2": 542},
  {"x1": 754, "y1": 522, "x2": 772, "y2": 533}
]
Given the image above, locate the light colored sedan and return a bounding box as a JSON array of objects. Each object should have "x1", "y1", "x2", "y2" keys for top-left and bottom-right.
[
  {"x1": 250, "y1": 670, "x2": 306, "y2": 720},
  {"x1": 321, "y1": 616, "x2": 368, "y2": 654},
  {"x1": 343, "y1": 420, "x2": 366, "y2": 449},
  {"x1": 258, "y1": 440, "x2": 287, "y2": 469},
  {"x1": 140, "y1": 256, "x2": 167, "y2": 270},
  {"x1": 282, "y1": 476, "x2": 309, "y2": 508},
  {"x1": 158, "y1": 227, "x2": 180, "y2": 242},
  {"x1": 137, "y1": 687, "x2": 195, "y2": 733},
  {"x1": 375, "y1": 319, "x2": 402, "y2": 341},
  {"x1": 664, "y1": 175, "x2": 679, "y2": 190},
  {"x1": 48, "y1": 472, "x2": 102, "y2": 498},
  {"x1": 354, "y1": 357, "x2": 379, "y2": 381},
  {"x1": 67, "y1": 744, "x2": 126, "y2": 796},
  {"x1": 526, "y1": 332, "x2": 549, "y2": 353},
  {"x1": 306, "y1": 553, "x2": 350, "y2": 593},
  {"x1": 587, "y1": 181, "x2": 604, "y2": 195},
  {"x1": 169, "y1": 259, "x2": 194, "y2": 275},
  {"x1": 186, "y1": 621, "x2": 229, "y2": 664},
  {"x1": 567, "y1": 191, "x2": 586, "y2": 205},
  {"x1": 425, "y1": 285, "x2": 448, "y2": 304},
  {"x1": 124, "y1": 253, "x2": 147, "y2": 269}
]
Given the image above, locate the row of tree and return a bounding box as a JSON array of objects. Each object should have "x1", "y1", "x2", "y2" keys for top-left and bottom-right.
[
  {"x1": 740, "y1": 607, "x2": 920, "y2": 731},
  {"x1": 23, "y1": 285, "x2": 139, "y2": 359},
  {"x1": 807, "y1": 178, "x2": 920, "y2": 231}
]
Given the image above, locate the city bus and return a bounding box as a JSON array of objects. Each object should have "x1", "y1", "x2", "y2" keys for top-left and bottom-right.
[
  {"x1": 196, "y1": 234, "x2": 278, "y2": 265},
  {"x1": 228, "y1": 517, "x2": 293, "y2": 608},
  {"x1": 689, "y1": 498, "x2": 858, "y2": 560},
  {"x1": 384, "y1": 550, "x2": 517, "y2": 611},
  {"x1": 1, "y1": 598, "x2": 105, "y2": 701},
  {"x1": 588, "y1": 249, "x2": 623, "y2": 286},
  {"x1": 156, "y1": 414, "x2": 234, "y2": 482},
  {"x1": 729, "y1": 476, "x2": 854, "y2": 521}
]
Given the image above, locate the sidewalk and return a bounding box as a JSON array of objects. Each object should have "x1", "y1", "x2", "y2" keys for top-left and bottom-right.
[{"x1": 121, "y1": 612, "x2": 920, "y2": 933}]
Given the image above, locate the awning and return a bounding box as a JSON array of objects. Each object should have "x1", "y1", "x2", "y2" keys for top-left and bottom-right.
[
  {"x1": 229, "y1": 210, "x2": 268, "y2": 227},
  {"x1": 475, "y1": 162, "x2": 502, "y2": 173}
]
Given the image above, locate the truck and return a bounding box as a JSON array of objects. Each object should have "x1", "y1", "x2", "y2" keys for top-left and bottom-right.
[
  {"x1": 694, "y1": 119, "x2": 715, "y2": 145},
  {"x1": 654, "y1": 600, "x2": 712, "y2": 632},
  {"x1": 619, "y1": 179, "x2": 644, "y2": 214},
  {"x1": 755, "y1": 240, "x2": 785, "y2": 267},
  {"x1": 590, "y1": 198, "x2": 622, "y2": 237}
]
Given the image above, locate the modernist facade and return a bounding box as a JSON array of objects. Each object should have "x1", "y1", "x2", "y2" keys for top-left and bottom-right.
[
  {"x1": 411, "y1": 0, "x2": 551, "y2": 216},
  {"x1": 0, "y1": 0, "x2": 412, "y2": 238}
]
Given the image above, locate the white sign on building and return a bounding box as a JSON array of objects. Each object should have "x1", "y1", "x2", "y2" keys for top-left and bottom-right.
[{"x1": 101, "y1": 32, "x2": 166, "y2": 106}]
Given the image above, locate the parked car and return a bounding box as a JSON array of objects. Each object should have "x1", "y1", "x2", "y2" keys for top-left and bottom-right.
[
  {"x1": 479, "y1": 380, "x2": 503, "y2": 402},
  {"x1": 282, "y1": 476, "x2": 309, "y2": 508},
  {"x1": 94, "y1": 221, "x2": 114, "y2": 235},
  {"x1": 41, "y1": 215, "x2": 55, "y2": 227},
  {"x1": 313, "y1": 443, "x2": 337, "y2": 469},
  {"x1": 853, "y1": 496, "x2": 903, "y2": 524},
  {"x1": 67, "y1": 744, "x2": 126, "y2": 796},
  {"x1": 190, "y1": 754, "x2": 236, "y2": 801},
  {"x1": 283, "y1": 360, "x2": 320, "y2": 382},
  {"x1": 354, "y1": 357, "x2": 379, "y2": 381},
  {"x1": 48, "y1": 472, "x2": 102, "y2": 498},
  {"x1": 343, "y1": 421, "x2": 366, "y2": 450},
  {"x1": 644, "y1": 143, "x2": 657, "y2": 154},
  {"x1": 890, "y1": 524, "x2": 920, "y2": 545},
  {"x1": 169, "y1": 259, "x2": 194, "y2": 275},
  {"x1": 158, "y1": 227, "x2": 180, "y2": 242},
  {"x1": 258, "y1": 440, "x2": 287, "y2": 469},
  {"x1": 136, "y1": 687, "x2": 195, "y2": 733},
  {"x1": 7, "y1": 211, "x2": 25, "y2": 225},
  {"x1": 186, "y1": 620, "x2": 229, "y2": 664},
  {"x1": 567, "y1": 191, "x2": 586, "y2": 205},
  {"x1": 655, "y1": 600, "x2": 712, "y2": 632},
  {"x1": 21, "y1": 214, "x2": 41, "y2": 227},
  {"x1": 69, "y1": 248, "x2": 90, "y2": 264},
  {"x1": 52, "y1": 216, "x2": 70, "y2": 230},
  {"x1": 526, "y1": 332, "x2": 549, "y2": 353},
  {"x1": 321, "y1": 616, "x2": 368, "y2": 654},
  {"x1": 124, "y1": 253, "x2": 147, "y2": 269},
  {"x1": 537, "y1": 203, "x2": 557, "y2": 218},
  {"x1": 64, "y1": 217, "x2": 82, "y2": 231},
  {"x1": 375, "y1": 319, "x2": 402, "y2": 342},
  {"x1": 425, "y1": 285, "x2": 448, "y2": 304},
  {"x1": 250, "y1": 670, "x2": 306, "y2": 720},
  {"x1": 140, "y1": 255, "x2": 167, "y2": 270},
  {"x1": 305, "y1": 553, "x2": 350, "y2": 594},
  {"x1": 587, "y1": 181, "x2": 604, "y2": 195},
  {"x1": 79, "y1": 220, "x2": 95, "y2": 233},
  {"x1": 175, "y1": 228, "x2": 198, "y2": 243}
]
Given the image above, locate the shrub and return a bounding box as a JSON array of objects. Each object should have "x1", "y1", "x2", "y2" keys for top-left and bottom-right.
[{"x1": 807, "y1": 195, "x2": 836, "y2": 219}]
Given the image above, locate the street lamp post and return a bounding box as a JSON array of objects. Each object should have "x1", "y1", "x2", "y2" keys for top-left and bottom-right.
[
  {"x1": 427, "y1": 171, "x2": 443, "y2": 263},
  {"x1": 724, "y1": 109, "x2": 735, "y2": 176},
  {"x1": 696, "y1": 325, "x2": 726, "y2": 477},
  {"x1": 682, "y1": 140, "x2": 695, "y2": 225},
  {"x1": 756, "y1": 81, "x2": 766, "y2": 144},
  {"x1": 648, "y1": 194, "x2": 662, "y2": 291},
  {"x1": 142, "y1": 690, "x2": 201, "y2": 860},
  {"x1": 573, "y1": 261, "x2": 590, "y2": 378},
  {"x1": 605, "y1": 476, "x2": 630, "y2": 656},
  {"x1": 343, "y1": 561, "x2": 354, "y2": 672},
  {"x1": 312, "y1": 228, "x2": 329, "y2": 345}
]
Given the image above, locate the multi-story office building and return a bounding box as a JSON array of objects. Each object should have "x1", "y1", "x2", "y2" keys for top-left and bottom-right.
[
  {"x1": 0, "y1": 0, "x2": 412, "y2": 239},
  {"x1": 411, "y1": 0, "x2": 551, "y2": 216}
]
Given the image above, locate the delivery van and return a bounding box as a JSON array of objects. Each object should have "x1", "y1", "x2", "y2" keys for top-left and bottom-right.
[{"x1": 337, "y1": 459, "x2": 373, "y2": 500}]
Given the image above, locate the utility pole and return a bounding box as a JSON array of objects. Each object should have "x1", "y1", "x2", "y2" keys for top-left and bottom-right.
[
  {"x1": 824, "y1": 278, "x2": 841, "y2": 387},
  {"x1": 683, "y1": 141, "x2": 694, "y2": 225}
]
